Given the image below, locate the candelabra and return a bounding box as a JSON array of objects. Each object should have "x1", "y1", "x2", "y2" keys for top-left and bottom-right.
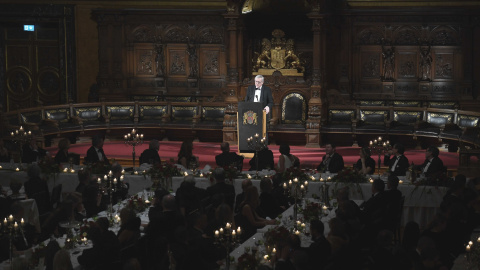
[
  {"x1": 369, "y1": 136, "x2": 391, "y2": 176},
  {"x1": 97, "y1": 170, "x2": 124, "y2": 223},
  {"x1": 124, "y1": 129, "x2": 144, "y2": 173},
  {"x1": 214, "y1": 223, "x2": 242, "y2": 270},
  {"x1": 282, "y1": 178, "x2": 308, "y2": 227},
  {"x1": 1, "y1": 215, "x2": 25, "y2": 269},
  {"x1": 10, "y1": 126, "x2": 32, "y2": 169},
  {"x1": 247, "y1": 133, "x2": 267, "y2": 177}
]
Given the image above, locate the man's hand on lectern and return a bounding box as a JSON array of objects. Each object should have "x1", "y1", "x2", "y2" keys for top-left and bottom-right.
[{"x1": 264, "y1": 106, "x2": 270, "y2": 114}]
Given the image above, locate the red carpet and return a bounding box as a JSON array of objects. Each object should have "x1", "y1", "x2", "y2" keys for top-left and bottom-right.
[{"x1": 46, "y1": 141, "x2": 460, "y2": 171}]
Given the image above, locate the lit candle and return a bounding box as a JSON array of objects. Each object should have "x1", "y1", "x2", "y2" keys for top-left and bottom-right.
[
  {"x1": 104, "y1": 175, "x2": 107, "y2": 180},
  {"x1": 21, "y1": 218, "x2": 24, "y2": 226},
  {"x1": 272, "y1": 248, "x2": 276, "y2": 253},
  {"x1": 113, "y1": 178, "x2": 117, "y2": 184},
  {"x1": 264, "y1": 255, "x2": 269, "y2": 260},
  {"x1": 301, "y1": 223, "x2": 305, "y2": 228},
  {"x1": 184, "y1": 171, "x2": 188, "y2": 176},
  {"x1": 322, "y1": 205, "x2": 327, "y2": 211},
  {"x1": 9, "y1": 215, "x2": 13, "y2": 222},
  {"x1": 145, "y1": 199, "x2": 150, "y2": 204},
  {"x1": 121, "y1": 169, "x2": 125, "y2": 175},
  {"x1": 215, "y1": 230, "x2": 219, "y2": 237},
  {"x1": 14, "y1": 222, "x2": 18, "y2": 230},
  {"x1": 469, "y1": 241, "x2": 473, "y2": 246},
  {"x1": 120, "y1": 175, "x2": 124, "y2": 181},
  {"x1": 300, "y1": 185, "x2": 304, "y2": 190},
  {"x1": 304, "y1": 181, "x2": 308, "y2": 186},
  {"x1": 0, "y1": 165, "x2": 2, "y2": 169},
  {"x1": 124, "y1": 135, "x2": 128, "y2": 140},
  {"x1": 70, "y1": 169, "x2": 75, "y2": 173},
  {"x1": 295, "y1": 230, "x2": 300, "y2": 235},
  {"x1": 11, "y1": 132, "x2": 14, "y2": 136},
  {"x1": 477, "y1": 237, "x2": 480, "y2": 243},
  {"x1": 374, "y1": 139, "x2": 377, "y2": 144},
  {"x1": 237, "y1": 227, "x2": 241, "y2": 234},
  {"x1": 97, "y1": 178, "x2": 101, "y2": 184},
  {"x1": 200, "y1": 173, "x2": 204, "y2": 177},
  {"x1": 320, "y1": 177, "x2": 324, "y2": 182},
  {"x1": 28, "y1": 131, "x2": 31, "y2": 135},
  {"x1": 15, "y1": 168, "x2": 19, "y2": 172},
  {"x1": 4, "y1": 218, "x2": 7, "y2": 226},
  {"x1": 293, "y1": 178, "x2": 298, "y2": 183},
  {"x1": 378, "y1": 136, "x2": 382, "y2": 141},
  {"x1": 283, "y1": 183, "x2": 287, "y2": 189},
  {"x1": 369, "y1": 141, "x2": 373, "y2": 146},
  {"x1": 63, "y1": 168, "x2": 68, "y2": 173},
  {"x1": 466, "y1": 245, "x2": 471, "y2": 252},
  {"x1": 140, "y1": 134, "x2": 144, "y2": 139},
  {"x1": 142, "y1": 170, "x2": 146, "y2": 174},
  {"x1": 289, "y1": 180, "x2": 292, "y2": 185},
  {"x1": 132, "y1": 129, "x2": 136, "y2": 135},
  {"x1": 255, "y1": 133, "x2": 259, "y2": 137},
  {"x1": 219, "y1": 228, "x2": 224, "y2": 234},
  {"x1": 311, "y1": 176, "x2": 315, "y2": 181},
  {"x1": 399, "y1": 180, "x2": 403, "y2": 184},
  {"x1": 232, "y1": 230, "x2": 236, "y2": 237},
  {"x1": 327, "y1": 176, "x2": 331, "y2": 181},
  {"x1": 134, "y1": 171, "x2": 139, "y2": 175},
  {"x1": 386, "y1": 140, "x2": 389, "y2": 145},
  {"x1": 247, "y1": 174, "x2": 251, "y2": 179},
  {"x1": 226, "y1": 223, "x2": 231, "y2": 229},
  {"x1": 19, "y1": 126, "x2": 23, "y2": 131},
  {"x1": 296, "y1": 220, "x2": 301, "y2": 225},
  {"x1": 369, "y1": 178, "x2": 373, "y2": 183}
]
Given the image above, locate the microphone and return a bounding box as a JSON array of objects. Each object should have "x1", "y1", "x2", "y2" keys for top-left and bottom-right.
[{"x1": 255, "y1": 95, "x2": 259, "y2": 102}]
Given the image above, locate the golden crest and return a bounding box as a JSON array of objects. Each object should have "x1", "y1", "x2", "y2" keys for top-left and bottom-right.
[
  {"x1": 243, "y1": 110, "x2": 258, "y2": 125},
  {"x1": 271, "y1": 48, "x2": 286, "y2": 69}
]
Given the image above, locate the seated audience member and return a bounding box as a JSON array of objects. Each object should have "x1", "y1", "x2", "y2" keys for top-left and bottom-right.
[
  {"x1": 370, "y1": 230, "x2": 397, "y2": 270},
  {"x1": 384, "y1": 143, "x2": 409, "y2": 176},
  {"x1": 117, "y1": 207, "x2": 141, "y2": 249},
  {"x1": 176, "y1": 175, "x2": 208, "y2": 216},
  {"x1": 414, "y1": 146, "x2": 445, "y2": 177},
  {"x1": 8, "y1": 178, "x2": 25, "y2": 201},
  {"x1": 402, "y1": 221, "x2": 420, "y2": 254},
  {"x1": 384, "y1": 175, "x2": 403, "y2": 231},
  {"x1": 276, "y1": 144, "x2": 300, "y2": 173},
  {"x1": 335, "y1": 187, "x2": 363, "y2": 240},
  {"x1": 360, "y1": 179, "x2": 388, "y2": 245},
  {"x1": 75, "y1": 169, "x2": 91, "y2": 195},
  {"x1": 81, "y1": 177, "x2": 103, "y2": 218},
  {"x1": 206, "y1": 168, "x2": 235, "y2": 209},
  {"x1": 185, "y1": 211, "x2": 223, "y2": 270},
  {"x1": 54, "y1": 138, "x2": 70, "y2": 164},
  {"x1": 53, "y1": 249, "x2": 73, "y2": 270},
  {"x1": 440, "y1": 174, "x2": 466, "y2": 212},
  {"x1": 235, "y1": 186, "x2": 276, "y2": 242},
  {"x1": 139, "y1": 139, "x2": 161, "y2": 165},
  {"x1": 249, "y1": 147, "x2": 274, "y2": 171},
  {"x1": 258, "y1": 178, "x2": 283, "y2": 219},
  {"x1": 77, "y1": 222, "x2": 120, "y2": 269},
  {"x1": 234, "y1": 179, "x2": 252, "y2": 214},
  {"x1": 22, "y1": 136, "x2": 47, "y2": 163},
  {"x1": 326, "y1": 217, "x2": 349, "y2": 255},
  {"x1": 273, "y1": 236, "x2": 295, "y2": 270},
  {"x1": 215, "y1": 142, "x2": 244, "y2": 170},
  {"x1": 354, "y1": 147, "x2": 375, "y2": 175},
  {"x1": 24, "y1": 164, "x2": 50, "y2": 215},
  {"x1": 85, "y1": 135, "x2": 110, "y2": 166},
  {"x1": 145, "y1": 194, "x2": 185, "y2": 244},
  {"x1": 177, "y1": 140, "x2": 198, "y2": 169},
  {"x1": 421, "y1": 213, "x2": 455, "y2": 268},
  {"x1": 317, "y1": 143, "x2": 344, "y2": 173},
  {"x1": 206, "y1": 203, "x2": 234, "y2": 238},
  {"x1": 308, "y1": 219, "x2": 331, "y2": 269},
  {"x1": 44, "y1": 239, "x2": 61, "y2": 270},
  {"x1": 148, "y1": 188, "x2": 170, "y2": 221},
  {"x1": 0, "y1": 139, "x2": 10, "y2": 162}
]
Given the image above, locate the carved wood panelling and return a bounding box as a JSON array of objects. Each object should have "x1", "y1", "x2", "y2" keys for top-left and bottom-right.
[
  {"x1": 361, "y1": 51, "x2": 381, "y2": 79},
  {"x1": 397, "y1": 51, "x2": 417, "y2": 79},
  {"x1": 167, "y1": 47, "x2": 188, "y2": 77},
  {"x1": 434, "y1": 52, "x2": 454, "y2": 79}
]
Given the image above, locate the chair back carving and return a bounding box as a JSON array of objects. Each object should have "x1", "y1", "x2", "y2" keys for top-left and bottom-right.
[
  {"x1": 457, "y1": 115, "x2": 479, "y2": 128},
  {"x1": 281, "y1": 92, "x2": 306, "y2": 124},
  {"x1": 426, "y1": 112, "x2": 453, "y2": 126}
]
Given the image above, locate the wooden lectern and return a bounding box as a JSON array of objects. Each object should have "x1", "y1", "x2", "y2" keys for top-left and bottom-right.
[{"x1": 237, "y1": 101, "x2": 266, "y2": 156}]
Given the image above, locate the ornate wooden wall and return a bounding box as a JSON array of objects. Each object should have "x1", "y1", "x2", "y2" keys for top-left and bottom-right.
[{"x1": 92, "y1": 10, "x2": 227, "y2": 100}]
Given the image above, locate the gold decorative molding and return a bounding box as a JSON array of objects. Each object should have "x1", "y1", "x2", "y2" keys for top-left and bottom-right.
[{"x1": 347, "y1": 0, "x2": 480, "y2": 7}]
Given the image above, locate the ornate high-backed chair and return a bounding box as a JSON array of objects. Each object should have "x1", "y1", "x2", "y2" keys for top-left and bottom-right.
[{"x1": 271, "y1": 92, "x2": 307, "y2": 132}]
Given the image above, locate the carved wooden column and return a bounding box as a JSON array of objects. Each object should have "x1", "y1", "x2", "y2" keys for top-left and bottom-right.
[
  {"x1": 223, "y1": 6, "x2": 240, "y2": 145},
  {"x1": 306, "y1": 12, "x2": 323, "y2": 148}
]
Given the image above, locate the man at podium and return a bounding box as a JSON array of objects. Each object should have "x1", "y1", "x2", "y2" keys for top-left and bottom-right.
[{"x1": 245, "y1": 75, "x2": 274, "y2": 118}]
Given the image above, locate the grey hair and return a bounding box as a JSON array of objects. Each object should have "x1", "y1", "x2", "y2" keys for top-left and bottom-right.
[
  {"x1": 255, "y1": 75, "x2": 264, "y2": 82},
  {"x1": 184, "y1": 174, "x2": 196, "y2": 185}
]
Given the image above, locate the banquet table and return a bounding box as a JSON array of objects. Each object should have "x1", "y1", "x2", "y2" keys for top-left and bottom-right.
[{"x1": 0, "y1": 164, "x2": 446, "y2": 229}]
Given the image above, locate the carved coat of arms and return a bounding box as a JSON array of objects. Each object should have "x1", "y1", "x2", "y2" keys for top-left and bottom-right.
[
  {"x1": 243, "y1": 110, "x2": 258, "y2": 125},
  {"x1": 252, "y1": 29, "x2": 305, "y2": 75}
]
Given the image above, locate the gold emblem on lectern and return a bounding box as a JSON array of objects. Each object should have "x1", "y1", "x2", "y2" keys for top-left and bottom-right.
[{"x1": 243, "y1": 111, "x2": 258, "y2": 125}]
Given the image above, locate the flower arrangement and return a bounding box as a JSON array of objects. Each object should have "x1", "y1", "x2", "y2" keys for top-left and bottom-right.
[
  {"x1": 37, "y1": 156, "x2": 62, "y2": 179},
  {"x1": 146, "y1": 160, "x2": 181, "y2": 179},
  {"x1": 331, "y1": 168, "x2": 368, "y2": 184},
  {"x1": 126, "y1": 194, "x2": 148, "y2": 213},
  {"x1": 79, "y1": 220, "x2": 96, "y2": 239},
  {"x1": 300, "y1": 201, "x2": 322, "y2": 222},
  {"x1": 263, "y1": 226, "x2": 290, "y2": 247},
  {"x1": 84, "y1": 160, "x2": 111, "y2": 175},
  {"x1": 281, "y1": 167, "x2": 310, "y2": 183},
  {"x1": 236, "y1": 252, "x2": 259, "y2": 270}
]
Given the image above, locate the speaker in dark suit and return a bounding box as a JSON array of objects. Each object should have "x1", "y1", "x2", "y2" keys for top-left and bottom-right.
[{"x1": 244, "y1": 75, "x2": 274, "y2": 116}]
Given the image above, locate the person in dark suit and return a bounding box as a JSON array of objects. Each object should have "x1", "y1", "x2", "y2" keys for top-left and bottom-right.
[
  {"x1": 85, "y1": 135, "x2": 110, "y2": 166},
  {"x1": 54, "y1": 138, "x2": 70, "y2": 164},
  {"x1": 384, "y1": 175, "x2": 403, "y2": 231},
  {"x1": 234, "y1": 179, "x2": 252, "y2": 214},
  {"x1": 245, "y1": 75, "x2": 274, "y2": 117},
  {"x1": 77, "y1": 222, "x2": 120, "y2": 269},
  {"x1": 414, "y1": 146, "x2": 445, "y2": 177},
  {"x1": 215, "y1": 142, "x2": 244, "y2": 170},
  {"x1": 206, "y1": 168, "x2": 236, "y2": 210},
  {"x1": 22, "y1": 136, "x2": 46, "y2": 163},
  {"x1": 24, "y1": 164, "x2": 51, "y2": 215},
  {"x1": 360, "y1": 179, "x2": 389, "y2": 246},
  {"x1": 384, "y1": 143, "x2": 410, "y2": 176},
  {"x1": 249, "y1": 147, "x2": 274, "y2": 171},
  {"x1": 258, "y1": 178, "x2": 283, "y2": 219},
  {"x1": 139, "y1": 139, "x2": 161, "y2": 165},
  {"x1": 316, "y1": 143, "x2": 344, "y2": 173},
  {"x1": 308, "y1": 219, "x2": 332, "y2": 269}
]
